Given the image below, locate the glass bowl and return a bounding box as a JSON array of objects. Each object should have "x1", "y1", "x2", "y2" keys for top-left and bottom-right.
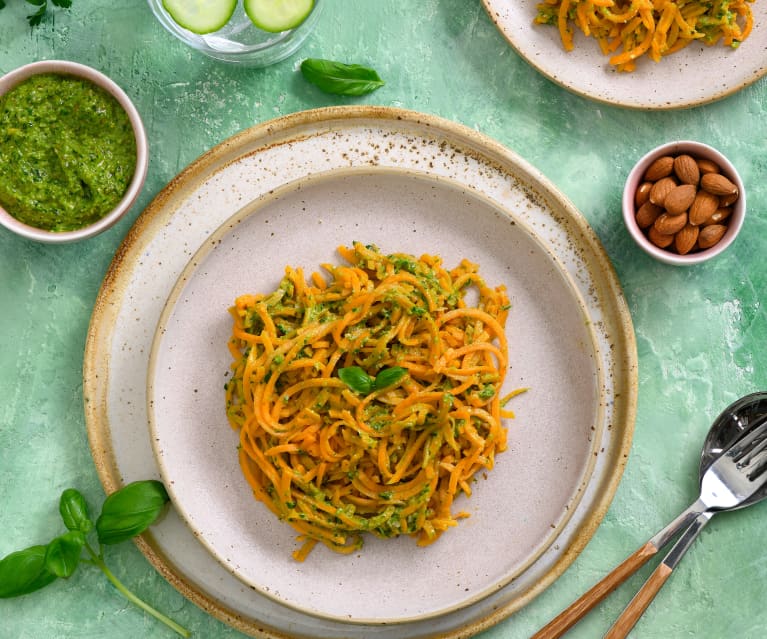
[{"x1": 147, "y1": 0, "x2": 322, "y2": 66}]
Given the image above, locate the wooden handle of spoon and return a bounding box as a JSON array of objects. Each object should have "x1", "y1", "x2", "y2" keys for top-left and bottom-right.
[
  {"x1": 602, "y1": 563, "x2": 673, "y2": 639},
  {"x1": 530, "y1": 541, "x2": 659, "y2": 639}
]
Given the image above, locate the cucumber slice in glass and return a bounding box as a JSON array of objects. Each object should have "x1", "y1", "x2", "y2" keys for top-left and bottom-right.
[
  {"x1": 244, "y1": 0, "x2": 315, "y2": 33},
  {"x1": 162, "y1": 0, "x2": 237, "y2": 35}
]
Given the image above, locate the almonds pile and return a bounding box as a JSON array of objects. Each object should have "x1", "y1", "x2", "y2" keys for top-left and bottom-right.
[{"x1": 634, "y1": 153, "x2": 739, "y2": 255}]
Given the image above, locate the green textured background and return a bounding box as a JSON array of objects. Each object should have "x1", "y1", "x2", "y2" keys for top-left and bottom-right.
[{"x1": 1, "y1": 1, "x2": 766, "y2": 638}]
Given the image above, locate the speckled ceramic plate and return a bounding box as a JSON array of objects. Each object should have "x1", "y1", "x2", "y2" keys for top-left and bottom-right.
[
  {"x1": 84, "y1": 107, "x2": 637, "y2": 638},
  {"x1": 482, "y1": 1, "x2": 767, "y2": 109},
  {"x1": 148, "y1": 168, "x2": 604, "y2": 623}
]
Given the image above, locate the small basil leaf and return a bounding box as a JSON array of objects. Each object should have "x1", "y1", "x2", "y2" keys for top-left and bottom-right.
[
  {"x1": 300, "y1": 58, "x2": 385, "y2": 96},
  {"x1": 26, "y1": 5, "x2": 46, "y2": 26},
  {"x1": 0, "y1": 545, "x2": 57, "y2": 598},
  {"x1": 373, "y1": 366, "x2": 407, "y2": 391},
  {"x1": 59, "y1": 489, "x2": 93, "y2": 533},
  {"x1": 44, "y1": 531, "x2": 85, "y2": 579},
  {"x1": 96, "y1": 480, "x2": 169, "y2": 546},
  {"x1": 338, "y1": 366, "x2": 374, "y2": 394}
]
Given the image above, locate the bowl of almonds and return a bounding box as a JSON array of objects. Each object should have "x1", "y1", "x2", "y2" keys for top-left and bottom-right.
[{"x1": 623, "y1": 141, "x2": 745, "y2": 265}]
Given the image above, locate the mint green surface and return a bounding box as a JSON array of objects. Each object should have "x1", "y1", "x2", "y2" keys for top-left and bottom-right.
[{"x1": 1, "y1": 2, "x2": 766, "y2": 638}]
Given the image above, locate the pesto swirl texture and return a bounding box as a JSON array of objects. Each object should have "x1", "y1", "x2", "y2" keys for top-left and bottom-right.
[{"x1": 0, "y1": 73, "x2": 136, "y2": 232}]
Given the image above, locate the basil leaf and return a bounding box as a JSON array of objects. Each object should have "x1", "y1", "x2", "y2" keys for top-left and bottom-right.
[
  {"x1": 44, "y1": 531, "x2": 85, "y2": 579},
  {"x1": 96, "y1": 480, "x2": 169, "y2": 546},
  {"x1": 0, "y1": 545, "x2": 57, "y2": 598},
  {"x1": 373, "y1": 366, "x2": 407, "y2": 391},
  {"x1": 300, "y1": 58, "x2": 384, "y2": 96},
  {"x1": 26, "y1": 5, "x2": 46, "y2": 26},
  {"x1": 59, "y1": 489, "x2": 93, "y2": 533},
  {"x1": 338, "y1": 366, "x2": 374, "y2": 394}
]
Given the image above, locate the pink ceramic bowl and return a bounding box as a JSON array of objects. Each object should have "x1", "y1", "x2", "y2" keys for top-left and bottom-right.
[
  {"x1": 623, "y1": 141, "x2": 745, "y2": 266},
  {"x1": 0, "y1": 60, "x2": 148, "y2": 244}
]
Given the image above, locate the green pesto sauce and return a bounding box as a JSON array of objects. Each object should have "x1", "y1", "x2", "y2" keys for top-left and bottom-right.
[{"x1": 0, "y1": 73, "x2": 137, "y2": 232}]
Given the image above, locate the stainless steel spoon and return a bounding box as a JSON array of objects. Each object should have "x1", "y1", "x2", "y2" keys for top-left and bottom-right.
[{"x1": 532, "y1": 392, "x2": 767, "y2": 639}]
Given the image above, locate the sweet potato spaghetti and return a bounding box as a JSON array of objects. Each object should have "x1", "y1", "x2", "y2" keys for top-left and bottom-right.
[
  {"x1": 225, "y1": 243, "x2": 516, "y2": 560},
  {"x1": 534, "y1": 0, "x2": 755, "y2": 72}
]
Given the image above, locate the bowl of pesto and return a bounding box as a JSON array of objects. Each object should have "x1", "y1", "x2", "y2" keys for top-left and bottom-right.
[{"x1": 0, "y1": 60, "x2": 148, "y2": 243}]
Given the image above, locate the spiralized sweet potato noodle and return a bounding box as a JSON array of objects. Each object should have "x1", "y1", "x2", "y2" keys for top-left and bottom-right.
[
  {"x1": 225, "y1": 243, "x2": 516, "y2": 561},
  {"x1": 535, "y1": 0, "x2": 754, "y2": 71}
]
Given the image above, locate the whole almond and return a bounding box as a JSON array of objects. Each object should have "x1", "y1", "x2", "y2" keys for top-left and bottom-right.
[
  {"x1": 648, "y1": 225, "x2": 674, "y2": 248},
  {"x1": 673, "y1": 155, "x2": 700, "y2": 186},
  {"x1": 649, "y1": 176, "x2": 677, "y2": 206},
  {"x1": 635, "y1": 181, "x2": 653, "y2": 207},
  {"x1": 703, "y1": 207, "x2": 732, "y2": 226},
  {"x1": 698, "y1": 224, "x2": 727, "y2": 249},
  {"x1": 674, "y1": 224, "x2": 699, "y2": 255},
  {"x1": 688, "y1": 190, "x2": 719, "y2": 225},
  {"x1": 635, "y1": 201, "x2": 662, "y2": 228},
  {"x1": 654, "y1": 212, "x2": 688, "y2": 235},
  {"x1": 696, "y1": 158, "x2": 720, "y2": 174},
  {"x1": 719, "y1": 190, "x2": 739, "y2": 207},
  {"x1": 644, "y1": 156, "x2": 675, "y2": 182},
  {"x1": 701, "y1": 172, "x2": 737, "y2": 197},
  {"x1": 664, "y1": 184, "x2": 697, "y2": 215}
]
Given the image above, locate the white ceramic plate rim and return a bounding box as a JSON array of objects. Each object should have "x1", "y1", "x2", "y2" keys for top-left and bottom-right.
[
  {"x1": 84, "y1": 106, "x2": 637, "y2": 639},
  {"x1": 481, "y1": 1, "x2": 767, "y2": 110},
  {"x1": 146, "y1": 166, "x2": 604, "y2": 624}
]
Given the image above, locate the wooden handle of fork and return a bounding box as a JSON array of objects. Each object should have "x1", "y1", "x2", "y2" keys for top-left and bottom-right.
[
  {"x1": 530, "y1": 541, "x2": 659, "y2": 639},
  {"x1": 602, "y1": 562, "x2": 673, "y2": 639}
]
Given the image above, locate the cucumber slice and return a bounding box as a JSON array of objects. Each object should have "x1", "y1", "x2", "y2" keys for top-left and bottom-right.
[
  {"x1": 162, "y1": 0, "x2": 237, "y2": 35},
  {"x1": 244, "y1": 0, "x2": 314, "y2": 33}
]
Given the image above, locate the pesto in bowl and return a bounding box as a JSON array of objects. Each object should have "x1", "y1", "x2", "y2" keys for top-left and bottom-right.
[{"x1": 0, "y1": 73, "x2": 137, "y2": 232}]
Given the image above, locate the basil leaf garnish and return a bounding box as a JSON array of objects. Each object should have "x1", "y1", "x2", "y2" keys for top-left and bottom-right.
[
  {"x1": 373, "y1": 366, "x2": 407, "y2": 390},
  {"x1": 338, "y1": 366, "x2": 374, "y2": 394},
  {"x1": 44, "y1": 531, "x2": 85, "y2": 579},
  {"x1": 0, "y1": 545, "x2": 57, "y2": 598},
  {"x1": 59, "y1": 488, "x2": 93, "y2": 533},
  {"x1": 300, "y1": 58, "x2": 385, "y2": 96},
  {"x1": 96, "y1": 480, "x2": 169, "y2": 546},
  {"x1": 339, "y1": 366, "x2": 408, "y2": 393}
]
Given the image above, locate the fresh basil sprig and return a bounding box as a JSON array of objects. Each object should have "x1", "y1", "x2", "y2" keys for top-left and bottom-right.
[
  {"x1": 3, "y1": 0, "x2": 74, "y2": 26},
  {"x1": 0, "y1": 480, "x2": 189, "y2": 637},
  {"x1": 300, "y1": 58, "x2": 385, "y2": 96},
  {"x1": 338, "y1": 366, "x2": 407, "y2": 394}
]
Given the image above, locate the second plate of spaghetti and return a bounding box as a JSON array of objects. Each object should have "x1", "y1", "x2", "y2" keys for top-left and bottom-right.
[
  {"x1": 149, "y1": 167, "x2": 618, "y2": 623},
  {"x1": 482, "y1": 0, "x2": 767, "y2": 109}
]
